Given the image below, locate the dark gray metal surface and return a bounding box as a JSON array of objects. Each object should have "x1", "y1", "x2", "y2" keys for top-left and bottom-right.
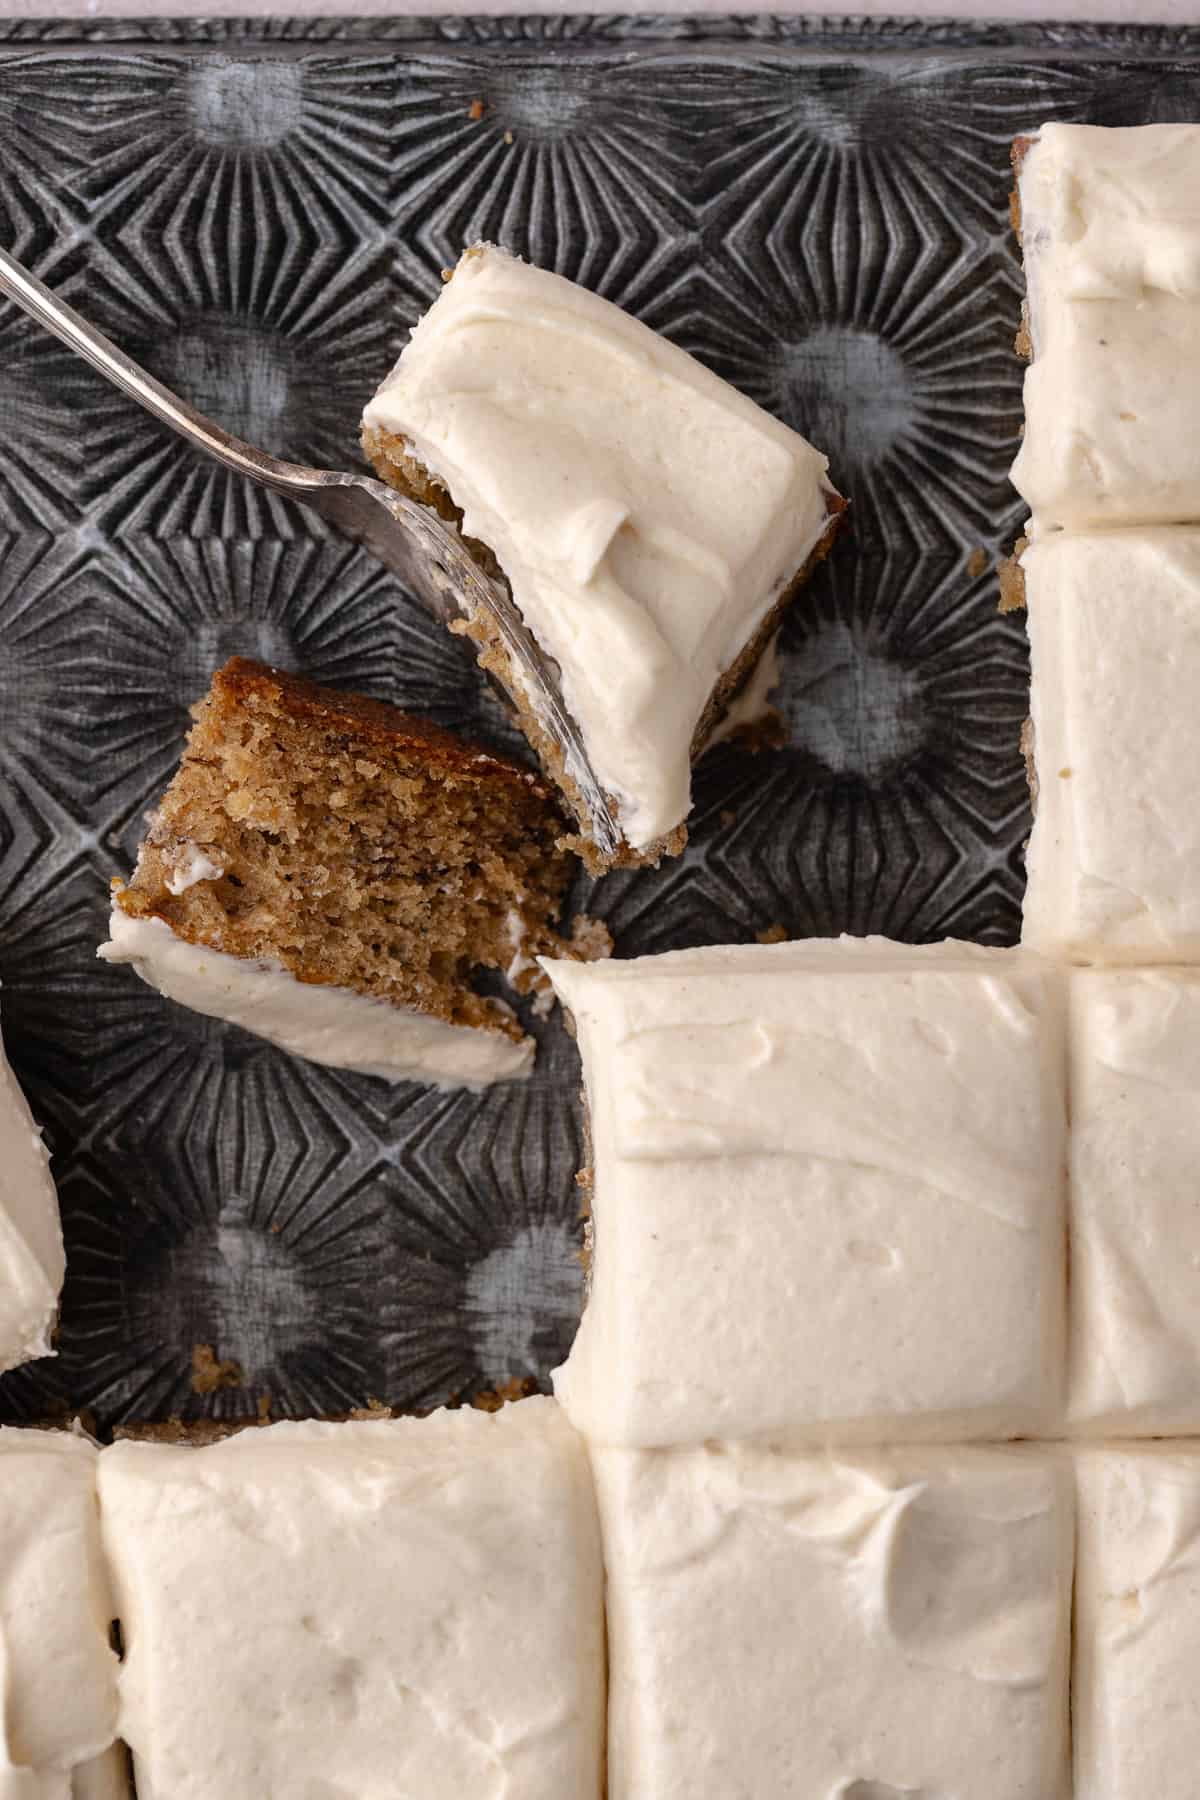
[{"x1": 0, "y1": 15, "x2": 1194, "y2": 1432}]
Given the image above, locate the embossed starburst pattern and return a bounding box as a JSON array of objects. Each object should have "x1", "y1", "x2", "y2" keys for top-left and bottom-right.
[
  {"x1": 0, "y1": 18, "x2": 1192, "y2": 1431},
  {"x1": 72, "y1": 236, "x2": 399, "y2": 537},
  {"x1": 385, "y1": 51, "x2": 697, "y2": 315}
]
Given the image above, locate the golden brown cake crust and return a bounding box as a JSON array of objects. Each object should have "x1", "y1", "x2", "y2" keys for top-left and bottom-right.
[
  {"x1": 1010, "y1": 136, "x2": 1034, "y2": 240},
  {"x1": 998, "y1": 539, "x2": 1029, "y2": 615},
  {"x1": 1020, "y1": 716, "x2": 1039, "y2": 815},
  {"x1": 113, "y1": 1390, "x2": 550, "y2": 1443},
  {"x1": 212, "y1": 657, "x2": 556, "y2": 793},
  {"x1": 998, "y1": 540, "x2": 1036, "y2": 817}
]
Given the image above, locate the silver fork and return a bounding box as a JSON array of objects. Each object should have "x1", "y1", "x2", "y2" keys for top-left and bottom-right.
[{"x1": 0, "y1": 243, "x2": 619, "y2": 860}]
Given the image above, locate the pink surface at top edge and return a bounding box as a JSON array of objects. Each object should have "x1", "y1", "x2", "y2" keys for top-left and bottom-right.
[{"x1": 0, "y1": 0, "x2": 1195, "y2": 23}]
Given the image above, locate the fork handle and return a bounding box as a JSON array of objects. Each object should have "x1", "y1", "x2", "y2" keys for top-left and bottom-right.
[{"x1": 0, "y1": 243, "x2": 326, "y2": 498}]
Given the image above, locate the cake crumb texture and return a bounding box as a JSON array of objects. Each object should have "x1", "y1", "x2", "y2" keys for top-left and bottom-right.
[{"x1": 115, "y1": 658, "x2": 585, "y2": 1039}]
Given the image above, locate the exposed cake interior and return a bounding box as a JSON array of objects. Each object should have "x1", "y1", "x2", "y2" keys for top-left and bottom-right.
[{"x1": 112, "y1": 658, "x2": 583, "y2": 1043}]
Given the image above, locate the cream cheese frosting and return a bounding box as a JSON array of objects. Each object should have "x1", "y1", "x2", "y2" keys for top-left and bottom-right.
[
  {"x1": 1021, "y1": 529, "x2": 1200, "y2": 962},
  {"x1": 98, "y1": 908, "x2": 532, "y2": 1088},
  {"x1": 363, "y1": 245, "x2": 838, "y2": 852},
  {"x1": 1011, "y1": 122, "x2": 1200, "y2": 530},
  {"x1": 0, "y1": 1022, "x2": 65, "y2": 1374},
  {"x1": 0, "y1": 1430, "x2": 121, "y2": 1795},
  {"x1": 543, "y1": 937, "x2": 1067, "y2": 1449},
  {"x1": 99, "y1": 1401, "x2": 605, "y2": 1800},
  {"x1": 1069, "y1": 970, "x2": 1200, "y2": 1435},
  {"x1": 162, "y1": 844, "x2": 225, "y2": 895},
  {"x1": 1074, "y1": 1447, "x2": 1200, "y2": 1800},
  {"x1": 593, "y1": 1441, "x2": 1072, "y2": 1800}
]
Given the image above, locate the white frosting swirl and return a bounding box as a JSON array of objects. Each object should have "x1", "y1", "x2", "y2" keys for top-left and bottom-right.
[{"x1": 594, "y1": 1442, "x2": 1072, "y2": 1799}]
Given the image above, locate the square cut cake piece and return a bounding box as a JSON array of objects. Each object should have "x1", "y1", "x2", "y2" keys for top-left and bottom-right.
[
  {"x1": 0, "y1": 1020, "x2": 65, "y2": 1376},
  {"x1": 99, "y1": 657, "x2": 600, "y2": 1089},
  {"x1": 98, "y1": 1400, "x2": 605, "y2": 1800},
  {"x1": 593, "y1": 1442, "x2": 1072, "y2": 1800},
  {"x1": 1068, "y1": 970, "x2": 1200, "y2": 1435},
  {"x1": 542, "y1": 937, "x2": 1067, "y2": 1450},
  {"x1": 1075, "y1": 1447, "x2": 1200, "y2": 1800},
  {"x1": 1019, "y1": 529, "x2": 1200, "y2": 962},
  {"x1": 0, "y1": 1428, "x2": 123, "y2": 1796},
  {"x1": 1010, "y1": 123, "x2": 1200, "y2": 529},
  {"x1": 362, "y1": 245, "x2": 845, "y2": 869}
]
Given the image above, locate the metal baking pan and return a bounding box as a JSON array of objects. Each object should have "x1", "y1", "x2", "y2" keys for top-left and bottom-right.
[{"x1": 0, "y1": 13, "x2": 1195, "y2": 1432}]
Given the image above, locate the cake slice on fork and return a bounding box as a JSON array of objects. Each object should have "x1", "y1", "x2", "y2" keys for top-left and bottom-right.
[
  {"x1": 1010, "y1": 122, "x2": 1200, "y2": 530},
  {"x1": 363, "y1": 244, "x2": 845, "y2": 870}
]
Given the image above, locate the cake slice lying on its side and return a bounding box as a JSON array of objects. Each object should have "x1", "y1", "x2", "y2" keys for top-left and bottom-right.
[
  {"x1": 1010, "y1": 122, "x2": 1200, "y2": 530},
  {"x1": 542, "y1": 936, "x2": 1067, "y2": 1451},
  {"x1": 99, "y1": 657, "x2": 595, "y2": 1089},
  {"x1": 362, "y1": 244, "x2": 846, "y2": 870}
]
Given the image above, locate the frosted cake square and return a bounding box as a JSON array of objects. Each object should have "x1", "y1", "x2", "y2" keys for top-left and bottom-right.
[
  {"x1": 543, "y1": 937, "x2": 1067, "y2": 1449},
  {"x1": 1011, "y1": 123, "x2": 1200, "y2": 529},
  {"x1": 1069, "y1": 969, "x2": 1200, "y2": 1434},
  {"x1": 1020, "y1": 529, "x2": 1200, "y2": 962},
  {"x1": 0, "y1": 1428, "x2": 123, "y2": 1796},
  {"x1": 1074, "y1": 1447, "x2": 1200, "y2": 1800},
  {"x1": 98, "y1": 1400, "x2": 604, "y2": 1800},
  {"x1": 362, "y1": 245, "x2": 845, "y2": 868},
  {"x1": 593, "y1": 1441, "x2": 1072, "y2": 1800}
]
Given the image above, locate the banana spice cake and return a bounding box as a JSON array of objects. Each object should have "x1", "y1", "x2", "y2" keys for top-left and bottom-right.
[{"x1": 99, "y1": 657, "x2": 594, "y2": 1087}]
